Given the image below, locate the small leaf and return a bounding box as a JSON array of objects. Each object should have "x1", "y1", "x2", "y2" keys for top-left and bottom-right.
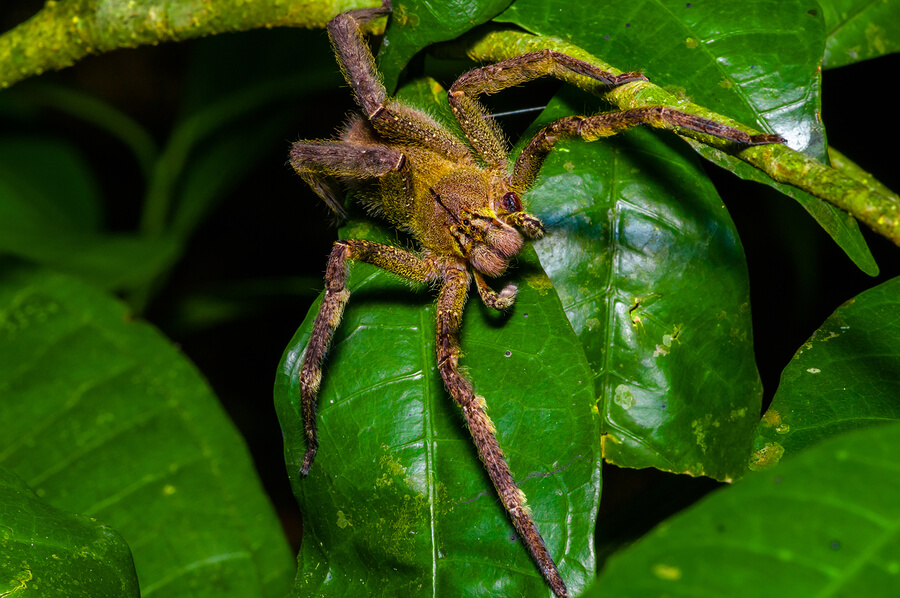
[
  {"x1": 819, "y1": 0, "x2": 900, "y2": 69},
  {"x1": 0, "y1": 265, "x2": 294, "y2": 598},
  {"x1": 0, "y1": 466, "x2": 139, "y2": 597},
  {"x1": 588, "y1": 421, "x2": 900, "y2": 597},
  {"x1": 750, "y1": 276, "x2": 900, "y2": 471}
]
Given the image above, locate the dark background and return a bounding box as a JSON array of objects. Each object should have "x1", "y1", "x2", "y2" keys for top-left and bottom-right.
[{"x1": 2, "y1": 0, "x2": 898, "y2": 561}]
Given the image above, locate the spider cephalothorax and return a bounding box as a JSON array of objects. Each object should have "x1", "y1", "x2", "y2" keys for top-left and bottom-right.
[{"x1": 290, "y1": 4, "x2": 782, "y2": 596}]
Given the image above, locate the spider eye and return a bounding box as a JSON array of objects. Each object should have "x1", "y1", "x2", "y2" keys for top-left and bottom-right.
[{"x1": 501, "y1": 191, "x2": 522, "y2": 213}]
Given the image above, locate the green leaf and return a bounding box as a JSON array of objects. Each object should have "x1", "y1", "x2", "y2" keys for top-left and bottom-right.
[
  {"x1": 0, "y1": 265, "x2": 293, "y2": 598},
  {"x1": 588, "y1": 421, "x2": 900, "y2": 597},
  {"x1": 379, "y1": 0, "x2": 512, "y2": 89},
  {"x1": 0, "y1": 466, "x2": 139, "y2": 597},
  {"x1": 750, "y1": 276, "x2": 900, "y2": 471},
  {"x1": 819, "y1": 0, "x2": 900, "y2": 69},
  {"x1": 522, "y1": 91, "x2": 761, "y2": 480},
  {"x1": 497, "y1": 0, "x2": 878, "y2": 275},
  {"x1": 275, "y1": 216, "x2": 599, "y2": 595}
]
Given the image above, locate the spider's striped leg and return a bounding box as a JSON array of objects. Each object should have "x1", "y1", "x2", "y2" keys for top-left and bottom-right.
[
  {"x1": 436, "y1": 262, "x2": 568, "y2": 598},
  {"x1": 511, "y1": 106, "x2": 785, "y2": 191},
  {"x1": 299, "y1": 239, "x2": 435, "y2": 475}
]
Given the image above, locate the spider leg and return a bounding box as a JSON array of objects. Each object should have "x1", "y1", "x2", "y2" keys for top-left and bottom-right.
[
  {"x1": 299, "y1": 239, "x2": 435, "y2": 475},
  {"x1": 448, "y1": 49, "x2": 647, "y2": 167},
  {"x1": 290, "y1": 139, "x2": 412, "y2": 215},
  {"x1": 511, "y1": 106, "x2": 786, "y2": 191},
  {"x1": 437, "y1": 263, "x2": 568, "y2": 598},
  {"x1": 473, "y1": 270, "x2": 517, "y2": 310},
  {"x1": 327, "y1": 10, "x2": 472, "y2": 162}
]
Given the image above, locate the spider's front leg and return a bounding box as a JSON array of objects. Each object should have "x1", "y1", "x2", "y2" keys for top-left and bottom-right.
[
  {"x1": 298, "y1": 239, "x2": 436, "y2": 475},
  {"x1": 448, "y1": 49, "x2": 648, "y2": 167},
  {"x1": 510, "y1": 106, "x2": 785, "y2": 190},
  {"x1": 436, "y1": 263, "x2": 568, "y2": 598}
]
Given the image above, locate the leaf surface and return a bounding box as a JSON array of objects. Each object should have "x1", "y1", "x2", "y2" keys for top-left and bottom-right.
[
  {"x1": 0, "y1": 466, "x2": 139, "y2": 597},
  {"x1": 750, "y1": 275, "x2": 900, "y2": 471},
  {"x1": 0, "y1": 265, "x2": 293, "y2": 598},
  {"x1": 521, "y1": 91, "x2": 761, "y2": 480},
  {"x1": 588, "y1": 421, "x2": 900, "y2": 597}
]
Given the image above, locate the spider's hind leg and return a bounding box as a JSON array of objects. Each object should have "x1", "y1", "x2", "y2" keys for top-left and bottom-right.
[{"x1": 298, "y1": 239, "x2": 435, "y2": 475}]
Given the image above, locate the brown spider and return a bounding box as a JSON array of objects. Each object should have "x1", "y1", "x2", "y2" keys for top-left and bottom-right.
[{"x1": 290, "y1": 4, "x2": 783, "y2": 596}]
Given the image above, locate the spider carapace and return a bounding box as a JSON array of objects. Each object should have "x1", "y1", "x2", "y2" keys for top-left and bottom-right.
[{"x1": 290, "y1": 4, "x2": 783, "y2": 596}]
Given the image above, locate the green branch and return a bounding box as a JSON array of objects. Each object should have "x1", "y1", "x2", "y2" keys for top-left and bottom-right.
[
  {"x1": 436, "y1": 28, "x2": 900, "y2": 248},
  {"x1": 0, "y1": 0, "x2": 384, "y2": 89}
]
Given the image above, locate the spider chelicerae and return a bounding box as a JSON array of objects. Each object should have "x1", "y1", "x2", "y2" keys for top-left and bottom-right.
[{"x1": 289, "y1": 4, "x2": 783, "y2": 596}]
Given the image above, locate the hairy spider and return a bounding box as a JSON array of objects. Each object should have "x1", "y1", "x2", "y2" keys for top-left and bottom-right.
[{"x1": 290, "y1": 4, "x2": 783, "y2": 596}]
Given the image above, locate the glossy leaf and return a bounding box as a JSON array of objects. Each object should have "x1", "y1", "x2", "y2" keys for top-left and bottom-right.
[
  {"x1": 0, "y1": 265, "x2": 293, "y2": 598},
  {"x1": 588, "y1": 421, "x2": 900, "y2": 597},
  {"x1": 819, "y1": 0, "x2": 900, "y2": 69},
  {"x1": 497, "y1": 0, "x2": 877, "y2": 275},
  {"x1": 520, "y1": 91, "x2": 760, "y2": 480},
  {"x1": 276, "y1": 222, "x2": 599, "y2": 595},
  {"x1": 750, "y1": 276, "x2": 900, "y2": 471},
  {"x1": 0, "y1": 466, "x2": 139, "y2": 597}
]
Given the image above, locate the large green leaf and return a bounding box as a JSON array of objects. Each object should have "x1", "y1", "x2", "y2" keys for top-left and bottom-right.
[
  {"x1": 521, "y1": 91, "x2": 760, "y2": 480},
  {"x1": 0, "y1": 265, "x2": 293, "y2": 598},
  {"x1": 276, "y1": 214, "x2": 599, "y2": 595},
  {"x1": 0, "y1": 466, "x2": 139, "y2": 597},
  {"x1": 750, "y1": 275, "x2": 900, "y2": 471},
  {"x1": 587, "y1": 420, "x2": 900, "y2": 596},
  {"x1": 497, "y1": 0, "x2": 878, "y2": 275},
  {"x1": 819, "y1": 0, "x2": 900, "y2": 69}
]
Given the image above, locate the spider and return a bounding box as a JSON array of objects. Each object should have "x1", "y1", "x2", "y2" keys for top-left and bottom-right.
[{"x1": 289, "y1": 4, "x2": 783, "y2": 596}]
